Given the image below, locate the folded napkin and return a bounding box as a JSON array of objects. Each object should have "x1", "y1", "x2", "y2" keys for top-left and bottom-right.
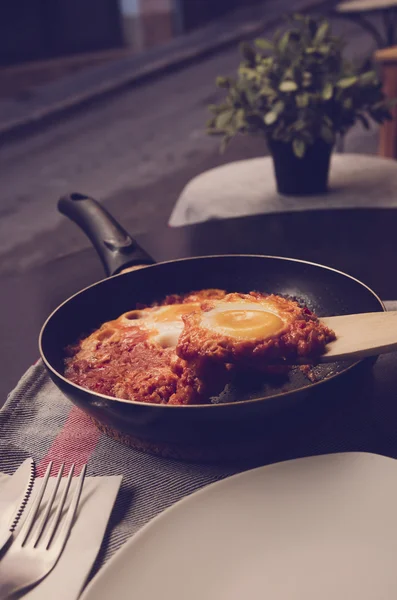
[{"x1": 0, "y1": 473, "x2": 121, "y2": 600}]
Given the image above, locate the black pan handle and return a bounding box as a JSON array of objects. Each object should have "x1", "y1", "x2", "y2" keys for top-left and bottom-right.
[{"x1": 58, "y1": 193, "x2": 155, "y2": 276}]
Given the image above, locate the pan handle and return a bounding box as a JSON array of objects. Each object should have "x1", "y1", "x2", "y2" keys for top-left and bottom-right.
[{"x1": 58, "y1": 193, "x2": 155, "y2": 276}]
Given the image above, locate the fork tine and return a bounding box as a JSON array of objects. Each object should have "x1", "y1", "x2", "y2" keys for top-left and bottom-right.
[
  {"x1": 0, "y1": 463, "x2": 88, "y2": 600},
  {"x1": 31, "y1": 463, "x2": 64, "y2": 547},
  {"x1": 41, "y1": 463, "x2": 74, "y2": 549},
  {"x1": 49, "y1": 464, "x2": 87, "y2": 553},
  {"x1": 17, "y1": 461, "x2": 53, "y2": 546}
]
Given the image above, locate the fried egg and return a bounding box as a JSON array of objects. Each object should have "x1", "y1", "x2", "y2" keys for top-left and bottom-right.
[
  {"x1": 121, "y1": 303, "x2": 200, "y2": 348},
  {"x1": 176, "y1": 292, "x2": 334, "y2": 367},
  {"x1": 200, "y1": 298, "x2": 294, "y2": 340}
]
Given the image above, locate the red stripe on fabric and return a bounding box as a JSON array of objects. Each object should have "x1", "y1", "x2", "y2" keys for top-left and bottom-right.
[{"x1": 36, "y1": 406, "x2": 101, "y2": 476}]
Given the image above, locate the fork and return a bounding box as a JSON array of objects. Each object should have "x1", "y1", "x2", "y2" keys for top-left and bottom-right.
[{"x1": 0, "y1": 461, "x2": 86, "y2": 599}]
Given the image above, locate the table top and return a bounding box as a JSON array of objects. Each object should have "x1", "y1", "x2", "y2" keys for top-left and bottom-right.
[
  {"x1": 2, "y1": 207, "x2": 397, "y2": 406},
  {"x1": 337, "y1": 0, "x2": 397, "y2": 12},
  {"x1": 169, "y1": 154, "x2": 397, "y2": 227}
]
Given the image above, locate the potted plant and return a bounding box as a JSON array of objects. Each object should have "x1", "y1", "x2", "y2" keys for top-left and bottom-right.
[{"x1": 207, "y1": 14, "x2": 393, "y2": 196}]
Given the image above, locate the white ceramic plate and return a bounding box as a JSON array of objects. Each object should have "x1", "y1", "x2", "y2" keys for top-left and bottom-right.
[{"x1": 81, "y1": 453, "x2": 397, "y2": 600}]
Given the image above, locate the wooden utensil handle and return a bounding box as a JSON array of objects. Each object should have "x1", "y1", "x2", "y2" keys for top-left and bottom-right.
[{"x1": 320, "y1": 311, "x2": 397, "y2": 362}]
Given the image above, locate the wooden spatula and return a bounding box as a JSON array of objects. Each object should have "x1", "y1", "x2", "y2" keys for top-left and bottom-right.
[{"x1": 317, "y1": 311, "x2": 397, "y2": 362}]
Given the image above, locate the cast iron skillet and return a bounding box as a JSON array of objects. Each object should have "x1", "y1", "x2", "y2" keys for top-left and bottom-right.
[{"x1": 39, "y1": 193, "x2": 384, "y2": 461}]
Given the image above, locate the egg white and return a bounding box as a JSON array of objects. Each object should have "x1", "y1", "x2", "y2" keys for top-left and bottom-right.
[{"x1": 122, "y1": 303, "x2": 200, "y2": 348}]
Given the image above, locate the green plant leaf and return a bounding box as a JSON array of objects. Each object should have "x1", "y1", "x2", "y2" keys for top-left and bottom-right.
[
  {"x1": 261, "y1": 56, "x2": 274, "y2": 68},
  {"x1": 293, "y1": 138, "x2": 306, "y2": 158},
  {"x1": 272, "y1": 28, "x2": 282, "y2": 46},
  {"x1": 216, "y1": 76, "x2": 231, "y2": 88},
  {"x1": 296, "y1": 93, "x2": 309, "y2": 107},
  {"x1": 302, "y1": 71, "x2": 312, "y2": 87},
  {"x1": 359, "y1": 70, "x2": 377, "y2": 85},
  {"x1": 370, "y1": 107, "x2": 393, "y2": 124},
  {"x1": 235, "y1": 109, "x2": 246, "y2": 129},
  {"x1": 240, "y1": 42, "x2": 256, "y2": 65},
  {"x1": 215, "y1": 110, "x2": 234, "y2": 129},
  {"x1": 369, "y1": 111, "x2": 384, "y2": 125},
  {"x1": 264, "y1": 111, "x2": 278, "y2": 125},
  {"x1": 239, "y1": 66, "x2": 259, "y2": 81},
  {"x1": 314, "y1": 21, "x2": 330, "y2": 44},
  {"x1": 322, "y1": 82, "x2": 333, "y2": 100},
  {"x1": 244, "y1": 88, "x2": 257, "y2": 106},
  {"x1": 220, "y1": 135, "x2": 231, "y2": 153},
  {"x1": 337, "y1": 76, "x2": 358, "y2": 88},
  {"x1": 279, "y1": 80, "x2": 298, "y2": 92},
  {"x1": 318, "y1": 44, "x2": 330, "y2": 54},
  {"x1": 278, "y1": 32, "x2": 290, "y2": 53},
  {"x1": 259, "y1": 85, "x2": 276, "y2": 97},
  {"x1": 207, "y1": 128, "x2": 221, "y2": 136},
  {"x1": 255, "y1": 38, "x2": 274, "y2": 51},
  {"x1": 292, "y1": 13, "x2": 307, "y2": 22},
  {"x1": 293, "y1": 120, "x2": 306, "y2": 131},
  {"x1": 356, "y1": 113, "x2": 370, "y2": 129},
  {"x1": 320, "y1": 124, "x2": 335, "y2": 144},
  {"x1": 273, "y1": 100, "x2": 285, "y2": 114},
  {"x1": 300, "y1": 130, "x2": 314, "y2": 144}
]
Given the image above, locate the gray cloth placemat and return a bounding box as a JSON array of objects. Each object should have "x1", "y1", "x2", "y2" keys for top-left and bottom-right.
[{"x1": 1, "y1": 301, "x2": 397, "y2": 579}]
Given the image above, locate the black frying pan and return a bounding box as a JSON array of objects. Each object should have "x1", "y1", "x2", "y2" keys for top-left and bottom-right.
[{"x1": 39, "y1": 193, "x2": 384, "y2": 461}]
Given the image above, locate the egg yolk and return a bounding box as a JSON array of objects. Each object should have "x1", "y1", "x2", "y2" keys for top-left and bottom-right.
[
  {"x1": 151, "y1": 303, "x2": 199, "y2": 323},
  {"x1": 211, "y1": 309, "x2": 284, "y2": 339}
]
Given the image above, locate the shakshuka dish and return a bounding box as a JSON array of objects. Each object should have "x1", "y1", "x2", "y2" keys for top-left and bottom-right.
[{"x1": 64, "y1": 289, "x2": 335, "y2": 405}]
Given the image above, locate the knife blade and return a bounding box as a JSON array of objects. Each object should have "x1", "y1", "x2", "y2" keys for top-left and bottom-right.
[{"x1": 0, "y1": 458, "x2": 35, "y2": 553}]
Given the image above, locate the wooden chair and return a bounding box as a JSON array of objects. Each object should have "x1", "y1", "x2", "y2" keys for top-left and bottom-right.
[{"x1": 375, "y1": 46, "x2": 397, "y2": 159}]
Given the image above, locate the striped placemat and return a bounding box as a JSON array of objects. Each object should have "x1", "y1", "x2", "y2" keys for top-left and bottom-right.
[{"x1": 1, "y1": 301, "x2": 397, "y2": 578}]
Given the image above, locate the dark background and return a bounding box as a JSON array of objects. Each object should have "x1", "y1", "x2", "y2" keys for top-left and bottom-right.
[
  {"x1": 0, "y1": 0, "x2": 123, "y2": 64},
  {"x1": 0, "y1": 0, "x2": 263, "y2": 65}
]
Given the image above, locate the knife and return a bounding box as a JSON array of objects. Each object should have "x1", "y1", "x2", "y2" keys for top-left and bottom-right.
[{"x1": 0, "y1": 458, "x2": 35, "y2": 553}]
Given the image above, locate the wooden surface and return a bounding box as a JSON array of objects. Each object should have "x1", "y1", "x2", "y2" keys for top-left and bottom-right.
[
  {"x1": 3, "y1": 208, "x2": 397, "y2": 406},
  {"x1": 337, "y1": 0, "x2": 397, "y2": 13},
  {"x1": 375, "y1": 52, "x2": 397, "y2": 157},
  {"x1": 375, "y1": 47, "x2": 397, "y2": 158},
  {"x1": 321, "y1": 312, "x2": 397, "y2": 361},
  {"x1": 375, "y1": 45, "x2": 397, "y2": 63}
]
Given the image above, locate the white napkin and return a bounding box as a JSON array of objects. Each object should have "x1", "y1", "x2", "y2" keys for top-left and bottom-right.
[{"x1": 0, "y1": 474, "x2": 122, "y2": 600}]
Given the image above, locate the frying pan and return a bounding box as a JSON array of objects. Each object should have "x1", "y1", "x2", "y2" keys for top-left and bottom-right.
[{"x1": 39, "y1": 193, "x2": 384, "y2": 461}]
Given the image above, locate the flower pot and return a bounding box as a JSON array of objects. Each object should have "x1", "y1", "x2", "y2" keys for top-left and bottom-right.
[{"x1": 268, "y1": 139, "x2": 333, "y2": 196}]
